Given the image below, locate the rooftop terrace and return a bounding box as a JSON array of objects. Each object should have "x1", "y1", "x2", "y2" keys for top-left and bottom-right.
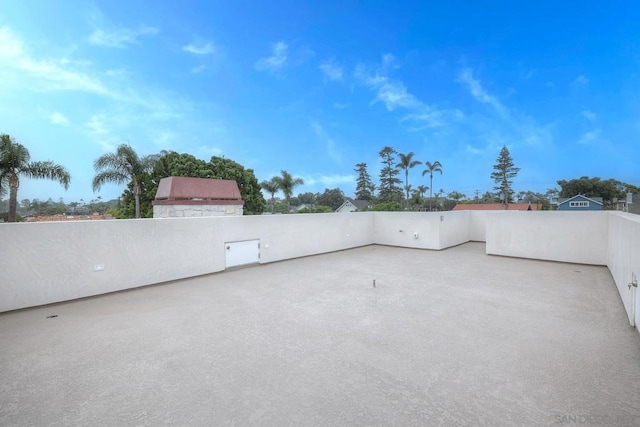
[
  {"x1": 1, "y1": 243, "x2": 640, "y2": 425},
  {"x1": 1, "y1": 210, "x2": 640, "y2": 424}
]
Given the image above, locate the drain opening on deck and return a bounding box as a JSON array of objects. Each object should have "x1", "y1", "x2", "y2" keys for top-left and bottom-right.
[{"x1": 46, "y1": 315, "x2": 58, "y2": 319}]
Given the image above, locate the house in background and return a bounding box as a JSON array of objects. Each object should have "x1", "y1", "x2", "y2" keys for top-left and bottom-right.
[
  {"x1": 452, "y1": 203, "x2": 538, "y2": 211},
  {"x1": 613, "y1": 192, "x2": 638, "y2": 214},
  {"x1": 557, "y1": 195, "x2": 602, "y2": 211},
  {"x1": 335, "y1": 198, "x2": 372, "y2": 213},
  {"x1": 629, "y1": 194, "x2": 640, "y2": 215}
]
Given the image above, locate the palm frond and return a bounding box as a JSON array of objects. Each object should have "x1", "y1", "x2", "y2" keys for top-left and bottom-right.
[
  {"x1": 26, "y1": 161, "x2": 71, "y2": 189},
  {"x1": 92, "y1": 170, "x2": 129, "y2": 191}
]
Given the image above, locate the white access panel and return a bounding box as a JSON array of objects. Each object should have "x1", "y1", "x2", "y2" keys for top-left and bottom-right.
[{"x1": 225, "y1": 240, "x2": 260, "y2": 268}]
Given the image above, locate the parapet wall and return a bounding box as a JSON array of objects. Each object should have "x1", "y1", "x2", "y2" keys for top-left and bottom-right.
[
  {"x1": 1, "y1": 211, "x2": 638, "y2": 328},
  {"x1": 607, "y1": 213, "x2": 640, "y2": 326},
  {"x1": 485, "y1": 211, "x2": 609, "y2": 265}
]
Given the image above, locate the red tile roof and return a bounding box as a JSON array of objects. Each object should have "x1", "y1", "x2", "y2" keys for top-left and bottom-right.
[{"x1": 153, "y1": 177, "x2": 243, "y2": 205}]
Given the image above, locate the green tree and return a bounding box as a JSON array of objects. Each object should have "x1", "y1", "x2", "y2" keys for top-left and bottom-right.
[
  {"x1": 297, "y1": 192, "x2": 317, "y2": 205},
  {"x1": 378, "y1": 146, "x2": 403, "y2": 203},
  {"x1": 448, "y1": 191, "x2": 466, "y2": 202},
  {"x1": 156, "y1": 151, "x2": 212, "y2": 179},
  {"x1": 0, "y1": 134, "x2": 71, "y2": 222},
  {"x1": 114, "y1": 173, "x2": 155, "y2": 218},
  {"x1": 210, "y1": 156, "x2": 266, "y2": 215},
  {"x1": 316, "y1": 188, "x2": 344, "y2": 211},
  {"x1": 396, "y1": 152, "x2": 421, "y2": 209},
  {"x1": 354, "y1": 162, "x2": 376, "y2": 201},
  {"x1": 371, "y1": 201, "x2": 403, "y2": 211},
  {"x1": 416, "y1": 185, "x2": 429, "y2": 199},
  {"x1": 296, "y1": 205, "x2": 333, "y2": 214},
  {"x1": 93, "y1": 144, "x2": 159, "y2": 219},
  {"x1": 481, "y1": 191, "x2": 497, "y2": 203},
  {"x1": 260, "y1": 177, "x2": 281, "y2": 213},
  {"x1": 416, "y1": 184, "x2": 429, "y2": 208},
  {"x1": 273, "y1": 170, "x2": 304, "y2": 211},
  {"x1": 490, "y1": 146, "x2": 520, "y2": 206},
  {"x1": 422, "y1": 160, "x2": 443, "y2": 211}
]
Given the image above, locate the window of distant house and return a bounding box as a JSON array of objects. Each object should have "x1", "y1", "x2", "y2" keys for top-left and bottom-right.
[{"x1": 569, "y1": 201, "x2": 589, "y2": 207}]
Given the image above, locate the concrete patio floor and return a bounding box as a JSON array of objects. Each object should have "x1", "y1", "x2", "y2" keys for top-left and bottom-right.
[{"x1": 1, "y1": 242, "x2": 639, "y2": 426}]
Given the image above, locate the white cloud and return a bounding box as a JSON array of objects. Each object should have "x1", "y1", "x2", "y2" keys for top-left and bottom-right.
[
  {"x1": 20, "y1": 58, "x2": 109, "y2": 94},
  {"x1": 578, "y1": 129, "x2": 601, "y2": 145},
  {"x1": 457, "y1": 68, "x2": 506, "y2": 115},
  {"x1": 354, "y1": 55, "x2": 461, "y2": 128},
  {"x1": 49, "y1": 112, "x2": 69, "y2": 125},
  {"x1": 84, "y1": 114, "x2": 116, "y2": 152},
  {"x1": 85, "y1": 114, "x2": 108, "y2": 135},
  {"x1": 520, "y1": 70, "x2": 534, "y2": 80},
  {"x1": 381, "y1": 53, "x2": 397, "y2": 73},
  {"x1": 311, "y1": 121, "x2": 342, "y2": 163},
  {"x1": 319, "y1": 60, "x2": 343, "y2": 82},
  {"x1": 354, "y1": 62, "x2": 418, "y2": 110},
  {"x1": 0, "y1": 26, "x2": 109, "y2": 95},
  {"x1": 0, "y1": 26, "x2": 23, "y2": 57},
  {"x1": 304, "y1": 173, "x2": 354, "y2": 187},
  {"x1": 402, "y1": 108, "x2": 464, "y2": 129},
  {"x1": 191, "y1": 65, "x2": 206, "y2": 74},
  {"x1": 573, "y1": 75, "x2": 589, "y2": 85},
  {"x1": 255, "y1": 41, "x2": 288, "y2": 71},
  {"x1": 581, "y1": 110, "x2": 597, "y2": 121},
  {"x1": 88, "y1": 26, "x2": 158, "y2": 48},
  {"x1": 353, "y1": 63, "x2": 387, "y2": 87},
  {"x1": 375, "y1": 81, "x2": 421, "y2": 111},
  {"x1": 465, "y1": 144, "x2": 483, "y2": 155},
  {"x1": 319, "y1": 174, "x2": 354, "y2": 187},
  {"x1": 104, "y1": 68, "x2": 129, "y2": 77},
  {"x1": 183, "y1": 43, "x2": 215, "y2": 55}
]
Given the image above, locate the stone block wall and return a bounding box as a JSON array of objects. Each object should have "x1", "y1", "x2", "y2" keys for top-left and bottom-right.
[{"x1": 153, "y1": 204, "x2": 243, "y2": 218}]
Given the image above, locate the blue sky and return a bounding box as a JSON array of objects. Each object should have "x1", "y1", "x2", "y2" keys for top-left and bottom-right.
[{"x1": 1, "y1": 0, "x2": 639, "y2": 203}]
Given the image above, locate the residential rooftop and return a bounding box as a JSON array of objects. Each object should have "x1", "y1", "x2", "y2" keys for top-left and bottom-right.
[
  {"x1": 1, "y1": 243, "x2": 639, "y2": 425},
  {"x1": 1, "y1": 210, "x2": 639, "y2": 425}
]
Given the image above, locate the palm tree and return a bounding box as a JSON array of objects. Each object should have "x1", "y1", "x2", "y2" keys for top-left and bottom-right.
[
  {"x1": 404, "y1": 184, "x2": 413, "y2": 209},
  {"x1": 417, "y1": 184, "x2": 429, "y2": 209},
  {"x1": 422, "y1": 160, "x2": 443, "y2": 211},
  {"x1": 0, "y1": 134, "x2": 71, "y2": 222},
  {"x1": 273, "y1": 170, "x2": 303, "y2": 212},
  {"x1": 92, "y1": 144, "x2": 159, "y2": 219},
  {"x1": 396, "y1": 152, "x2": 420, "y2": 209},
  {"x1": 260, "y1": 177, "x2": 281, "y2": 213}
]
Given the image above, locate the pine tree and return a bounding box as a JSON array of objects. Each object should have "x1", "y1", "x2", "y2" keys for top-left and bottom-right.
[
  {"x1": 491, "y1": 145, "x2": 520, "y2": 206},
  {"x1": 354, "y1": 162, "x2": 375, "y2": 201},
  {"x1": 377, "y1": 146, "x2": 403, "y2": 203}
]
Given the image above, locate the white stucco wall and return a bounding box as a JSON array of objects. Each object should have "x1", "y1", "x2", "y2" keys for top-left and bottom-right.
[
  {"x1": 373, "y1": 212, "x2": 442, "y2": 249},
  {"x1": 607, "y1": 213, "x2": 640, "y2": 327},
  {"x1": 0, "y1": 214, "x2": 373, "y2": 312},
  {"x1": 2, "y1": 211, "x2": 638, "y2": 328},
  {"x1": 468, "y1": 211, "x2": 488, "y2": 242},
  {"x1": 439, "y1": 211, "x2": 471, "y2": 249},
  {"x1": 485, "y1": 211, "x2": 608, "y2": 265}
]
